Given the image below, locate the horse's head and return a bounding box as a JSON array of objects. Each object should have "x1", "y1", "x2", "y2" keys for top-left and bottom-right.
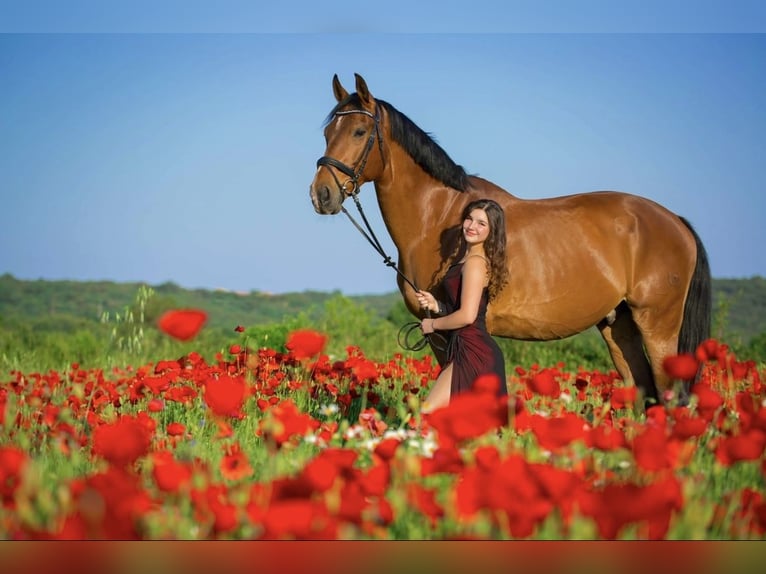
[{"x1": 310, "y1": 73, "x2": 385, "y2": 215}]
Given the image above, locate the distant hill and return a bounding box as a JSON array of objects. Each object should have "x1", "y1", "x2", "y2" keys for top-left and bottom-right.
[{"x1": 0, "y1": 273, "x2": 764, "y2": 342}]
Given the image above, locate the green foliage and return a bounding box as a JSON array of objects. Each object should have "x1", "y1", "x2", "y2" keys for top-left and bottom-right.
[{"x1": 1, "y1": 274, "x2": 764, "y2": 375}]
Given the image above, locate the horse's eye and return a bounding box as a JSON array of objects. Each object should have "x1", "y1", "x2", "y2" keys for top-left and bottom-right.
[{"x1": 353, "y1": 128, "x2": 366, "y2": 137}]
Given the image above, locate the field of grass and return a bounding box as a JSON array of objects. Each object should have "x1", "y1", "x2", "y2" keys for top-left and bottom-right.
[{"x1": 1, "y1": 290, "x2": 764, "y2": 540}]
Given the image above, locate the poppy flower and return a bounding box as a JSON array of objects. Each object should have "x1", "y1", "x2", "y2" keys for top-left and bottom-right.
[
  {"x1": 527, "y1": 369, "x2": 561, "y2": 397},
  {"x1": 691, "y1": 383, "x2": 724, "y2": 422},
  {"x1": 260, "y1": 399, "x2": 321, "y2": 447},
  {"x1": 92, "y1": 415, "x2": 152, "y2": 468},
  {"x1": 204, "y1": 374, "x2": 246, "y2": 417},
  {"x1": 151, "y1": 451, "x2": 192, "y2": 494},
  {"x1": 588, "y1": 424, "x2": 627, "y2": 451},
  {"x1": 285, "y1": 329, "x2": 327, "y2": 360},
  {"x1": 695, "y1": 338, "x2": 722, "y2": 362},
  {"x1": 528, "y1": 412, "x2": 588, "y2": 452},
  {"x1": 157, "y1": 309, "x2": 207, "y2": 341},
  {"x1": 610, "y1": 386, "x2": 638, "y2": 410},
  {"x1": 0, "y1": 446, "x2": 27, "y2": 506},
  {"x1": 408, "y1": 484, "x2": 444, "y2": 527},
  {"x1": 220, "y1": 443, "x2": 253, "y2": 481},
  {"x1": 75, "y1": 466, "x2": 154, "y2": 539},
  {"x1": 715, "y1": 429, "x2": 766, "y2": 466},
  {"x1": 631, "y1": 426, "x2": 672, "y2": 472},
  {"x1": 420, "y1": 446, "x2": 465, "y2": 476},
  {"x1": 166, "y1": 422, "x2": 186, "y2": 436},
  {"x1": 662, "y1": 353, "x2": 699, "y2": 380},
  {"x1": 427, "y1": 392, "x2": 508, "y2": 447}
]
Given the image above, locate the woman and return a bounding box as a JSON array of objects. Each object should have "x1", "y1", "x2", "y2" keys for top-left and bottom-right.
[{"x1": 416, "y1": 198, "x2": 509, "y2": 412}]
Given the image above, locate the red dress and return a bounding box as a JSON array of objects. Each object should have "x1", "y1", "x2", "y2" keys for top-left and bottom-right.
[{"x1": 441, "y1": 262, "x2": 508, "y2": 397}]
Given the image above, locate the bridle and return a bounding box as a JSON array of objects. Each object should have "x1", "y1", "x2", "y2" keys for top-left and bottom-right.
[
  {"x1": 316, "y1": 104, "x2": 384, "y2": 199},
  {"x1": 315, "y1": 102, "x2": 447, "y2": 353}
]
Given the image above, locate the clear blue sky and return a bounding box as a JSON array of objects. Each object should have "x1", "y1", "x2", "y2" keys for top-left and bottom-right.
[{"x1": 1, "y1": 3, "x2": 765, "y2": 295}]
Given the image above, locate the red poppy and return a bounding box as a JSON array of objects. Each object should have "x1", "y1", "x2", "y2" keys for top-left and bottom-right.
[
  {"x1": 234, "y1": 325, "x2": 245, "y2": 333},
  {"x1": 259, "y1": 499, "x2": 337, "y2": 540},
  {"x1": 151, "y1": 451, "x2": 192, "y2": 494},
  {"x1": 0, "y1": 445, "x2": 27, "y2": 506},
  {"x1": 669, "y1": 408, "x2": 708, "y2": 440},
  {"x1": 373, "y1": 438, "x2": 401, "y2": 461},
  {"x1": 691, "y1": 383, "x2": 724, "y2": 422},
  {"x1": 527, "y1": 369, "x2": 561, "y2": 397},
  {"x1": 662, "y1": 353, "x2": 699, "y2": 380},
  {"x1": 358, "y1": 462, "x2": 390, "y2": 497},
  {"x1": 715, "y1": 429, "x2": 766, "y2": 466},
  {"x1": 426, "y1": 392, "x2": 508, "y2": 447},
  {"x1": 147, "y1": 398, "x2": 164, "y2": 413},
  {"x1": 695, "y1": 338, "x2": 722, "y2": 362},
  {"x1": 610, "y1": 386, "x2": 638, "y2": 410},
  {"x1": 204, "y1": 374, "x2": 246, "y2": 417},
  {"x1": 260, "y1": 399, "x2": 321, "y2": 447},
  {"x1": 92, "y1": 414, "x2": 152, "y2": 468},
  {"x1": 166, "y1": 422, "x2": 186, "y2": 436},
  {"x1": 300, "y1": 455, "x2": 340, "y2": 493},
  {"x1": 528, "y1": 412, "x2": 588, "y2": 452},
  {"x1": 631, "y1": 426, "x2": 672, "y2": 472},
  {"x1": 157, "y1": 309, "x2": 207, "y2": 341},
  {"x1": 220, "y1": 442, "x2": 253, "y2": 481},
  {"x1": 420, "y1": 446, "x2": 465, "y2": 476},
  {"x1": 285, "y1": 329, "x2": 327, "y2": 360},
  {"x1": 74, "y1": 466, "x2": 154, "y2": 539},
  {"x1": 408, "y1": 484, "x2": 444, "y2": 527},
  {"x1": 192, "y1": 485, "x2": 239, "y2": 536},
  {"x1": 588, "y1": 424, "x2": 627, "y2": 451},
  {"x1": 577, "y1": 475, "x2": 683, "y2": 539}
]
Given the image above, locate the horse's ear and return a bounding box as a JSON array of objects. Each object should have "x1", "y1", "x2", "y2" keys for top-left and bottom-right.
[
  {"x1": 354, "y1": 73, "x2": 372, "y2": 105},
  {"x1": 332, "y1": 74, "x2": 348, "y2": 102}
]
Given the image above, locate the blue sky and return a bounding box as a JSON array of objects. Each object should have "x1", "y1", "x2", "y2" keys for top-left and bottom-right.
[{"x1": 1, "y1": 5, "x2": 765, "y2": 295}]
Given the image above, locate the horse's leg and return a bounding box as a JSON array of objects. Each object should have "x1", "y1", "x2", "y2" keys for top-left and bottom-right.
[
  {"x1": 630, "y1": 303, "x2": 687, "y2": 406},
  {"x1": 597, "y1": 302, "x2": 659, "y2": 408}
]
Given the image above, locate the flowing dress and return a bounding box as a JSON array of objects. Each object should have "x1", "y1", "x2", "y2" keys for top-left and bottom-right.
[{"x1": 441, "y1": 262, "x2": 508, "y2": 397}]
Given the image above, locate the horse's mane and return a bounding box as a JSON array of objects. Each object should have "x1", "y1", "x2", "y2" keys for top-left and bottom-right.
[{"x1": 324, "y1": 94, "x2": 471, "y2": 192}]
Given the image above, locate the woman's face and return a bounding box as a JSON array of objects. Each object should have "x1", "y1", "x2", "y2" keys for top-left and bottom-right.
[{"x1": 462, "y1": 208, "x2": 490, "y2": 246}]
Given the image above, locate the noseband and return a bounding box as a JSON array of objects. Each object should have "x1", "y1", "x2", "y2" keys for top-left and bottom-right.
[{"x1": 316, "y1": 104, "x2": 384, "y2": 198}]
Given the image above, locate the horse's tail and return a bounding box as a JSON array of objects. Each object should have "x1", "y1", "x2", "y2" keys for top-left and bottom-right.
[{"x1": 678, "y1": 217, "x2": 712, "y2": 356}]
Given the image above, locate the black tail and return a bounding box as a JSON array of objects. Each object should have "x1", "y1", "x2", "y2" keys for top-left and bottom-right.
[{"x1": 677, "y1": 217, "x2": 712, "y2": 356}]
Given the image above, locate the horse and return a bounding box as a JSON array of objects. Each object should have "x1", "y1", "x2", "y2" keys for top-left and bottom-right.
[{"x1": 309, "y1": 73, "x2": 712, "y2": 407}]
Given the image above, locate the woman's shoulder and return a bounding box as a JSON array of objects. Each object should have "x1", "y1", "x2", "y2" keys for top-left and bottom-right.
[{"x1": 461, "y1": 254, "x2": 489, "y2": 268}]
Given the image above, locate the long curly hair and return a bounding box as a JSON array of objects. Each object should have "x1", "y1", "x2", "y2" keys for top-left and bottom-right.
[{"x1": 439, "y1": 198, "x2": 509, "y2": 300}]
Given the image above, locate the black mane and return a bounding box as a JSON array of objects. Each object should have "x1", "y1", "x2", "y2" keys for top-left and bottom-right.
[{"x1": 324, "y1": 94, "x2": 470, "y2": 192}]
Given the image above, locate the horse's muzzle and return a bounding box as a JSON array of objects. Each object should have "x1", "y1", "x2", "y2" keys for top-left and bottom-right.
[{"x1": 310, "y1": 181, "x2": 344, "y2": 215}]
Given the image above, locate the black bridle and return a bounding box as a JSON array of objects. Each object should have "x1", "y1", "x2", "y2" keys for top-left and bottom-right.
[
  {"x1": 315, "y1": 103, "x2": 447, "y2": 353},
  {"x1": 316, "y1": 105, "x2": 384, "y2": 199}
]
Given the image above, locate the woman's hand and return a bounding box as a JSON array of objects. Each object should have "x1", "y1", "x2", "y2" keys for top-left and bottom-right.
[
  {"x1": 415, "y1": 290, "x2": 437, "y2": 313},
  {"x1": 421, "y1": 317, "x2": 436, "y2": 334}
]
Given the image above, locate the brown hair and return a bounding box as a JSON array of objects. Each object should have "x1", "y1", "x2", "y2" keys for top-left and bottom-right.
[{"x1": 437, "y1": 198, "x2": 509, "y2": 300}]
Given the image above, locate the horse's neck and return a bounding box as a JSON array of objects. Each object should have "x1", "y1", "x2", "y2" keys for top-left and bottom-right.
[{"x1": 375, "y1": 182, "x2": 461, "y2": 246}]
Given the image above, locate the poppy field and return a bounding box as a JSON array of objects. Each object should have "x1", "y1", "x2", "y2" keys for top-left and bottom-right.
[{"x1": 1, "y1": 307, "x2": 765, "y2": 541}]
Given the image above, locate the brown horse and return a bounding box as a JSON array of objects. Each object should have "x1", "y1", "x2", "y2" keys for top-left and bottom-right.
[{"x1": 309, "y1": 73, "x2": 711, "y2": 406}]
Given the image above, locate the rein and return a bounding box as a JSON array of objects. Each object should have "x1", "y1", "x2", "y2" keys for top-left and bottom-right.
[
  {"x1": 342, "y1": 193, "x2": 448, "y2": 353},
  {"x1": 315, "y1": 104, "x2": 447, "y2": 353}
]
